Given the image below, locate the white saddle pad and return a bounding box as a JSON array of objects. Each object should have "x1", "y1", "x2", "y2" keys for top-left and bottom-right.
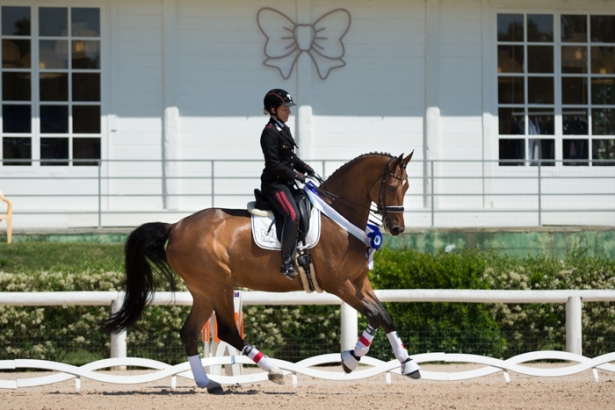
[{"x1": 251, "y1": 207, "x2": 321, "y2": 251}]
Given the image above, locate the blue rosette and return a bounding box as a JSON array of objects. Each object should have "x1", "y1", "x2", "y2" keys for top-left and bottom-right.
[{"x1": 366, "y1": 223, "x2": 383, "y2": 250}]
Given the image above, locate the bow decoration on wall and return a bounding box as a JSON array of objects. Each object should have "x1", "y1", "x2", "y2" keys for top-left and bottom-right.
[{"x1": 257, "y1": 8, "x2": 351, "y2": 80}]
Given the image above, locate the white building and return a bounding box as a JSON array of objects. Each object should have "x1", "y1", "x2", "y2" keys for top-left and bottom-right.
[{"x1": 0, "y1": 0, "x2": 613, "y2": 229}]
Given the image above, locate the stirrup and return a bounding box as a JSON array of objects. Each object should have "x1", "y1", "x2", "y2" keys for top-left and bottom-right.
[{"x1": 280, "y1": 258, "x2": 297, "y2": 280}]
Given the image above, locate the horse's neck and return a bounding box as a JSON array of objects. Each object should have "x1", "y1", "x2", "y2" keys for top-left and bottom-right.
[{"x1": 321, "y1": 157, "x2": 382, "y2": 230}]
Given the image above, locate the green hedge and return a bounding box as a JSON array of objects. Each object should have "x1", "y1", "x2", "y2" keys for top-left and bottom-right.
[
  {"x1": 365, "y1": 248, "x2": 503, "y2": 358},
  {"x1": 366, "y1": 248, "x2": 615, "y2": 359},
  {"x1": 1, "y1": 243, "x2": 614, "y2": 363}
]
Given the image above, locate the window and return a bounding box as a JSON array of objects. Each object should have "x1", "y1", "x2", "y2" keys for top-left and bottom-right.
[
  {"x1": 1, "y1": 6, "x2": 101, "y2": 167},
  {"x1": 497, "y1": 13, "x2": 615, "y2": 166}
]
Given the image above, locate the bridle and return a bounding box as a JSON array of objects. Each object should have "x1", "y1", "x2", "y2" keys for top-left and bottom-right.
[
  {"x1": 313, "y1": 156, "x2": 407, "y2": 226},
  {"x1": 376, "y1": 157, "x2": 406, "y2": 219}
]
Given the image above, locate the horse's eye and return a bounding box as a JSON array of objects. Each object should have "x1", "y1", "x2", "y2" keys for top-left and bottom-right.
[{"x1": 387, "y1": 186, "x2": 396, "y2": 193}]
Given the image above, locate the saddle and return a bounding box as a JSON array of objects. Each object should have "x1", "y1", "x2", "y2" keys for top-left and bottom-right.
[
  {"x1": 248, "y1": 189, "x2": 322, "y2": 293},
  {"x1": 249, "y1": 189, "x2": 312, "y2": 245}
]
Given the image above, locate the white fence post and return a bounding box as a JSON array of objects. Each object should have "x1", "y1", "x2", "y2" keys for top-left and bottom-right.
[
  {"x1": 110, "y1": 298, "x2": 127, "y2": 370},
  {"x1": 340, "y1": 302, "x2": 358, "y2": 351},
  {"x1": 566, "y1": 296, "x2": 582, "y2": 355}
]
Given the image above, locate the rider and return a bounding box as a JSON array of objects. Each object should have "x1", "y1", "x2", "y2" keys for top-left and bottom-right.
[{"x1": 260, "y1": 89, "x2": 315, "y2": 279}]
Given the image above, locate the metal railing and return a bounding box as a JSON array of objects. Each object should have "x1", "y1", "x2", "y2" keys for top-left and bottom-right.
[{"x1": 0, "y1": 158, "x2": 614, "y2": 228}]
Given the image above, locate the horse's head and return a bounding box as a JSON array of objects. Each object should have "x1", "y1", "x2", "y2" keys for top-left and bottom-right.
[{"x1": 371, "y1": 151, "x2": 414, "y2": 236}]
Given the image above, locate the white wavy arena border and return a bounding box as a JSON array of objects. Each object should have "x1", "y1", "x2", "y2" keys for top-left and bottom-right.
[{"x1": 2, "y1": 351, "x2": 615, "y2": 391}]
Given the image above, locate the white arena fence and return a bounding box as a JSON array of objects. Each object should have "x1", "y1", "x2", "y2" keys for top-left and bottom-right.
[
  {"x1": 3, "y1": 351, "x2": 615, "y2": 391},
  {"x1": 2, "y1": 289, "x2": 615, "y2": 390},
  {"x1": 0, "y1": 159, "x2": 614, "y2": 229}
]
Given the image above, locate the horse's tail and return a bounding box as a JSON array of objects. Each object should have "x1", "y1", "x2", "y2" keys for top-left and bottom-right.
[{"x1": 100, "y1": 222, "x2": 175, "y2": 334}]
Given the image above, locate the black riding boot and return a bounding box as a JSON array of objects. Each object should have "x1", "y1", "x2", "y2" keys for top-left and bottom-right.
[{"x1": 280, "y1": 219, "x2": 299, "y2": 280}]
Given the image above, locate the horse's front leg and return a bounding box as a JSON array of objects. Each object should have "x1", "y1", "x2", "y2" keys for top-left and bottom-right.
[
  {"x1": 384, "y1": 330, "x2": 421, "y2": 378},
  {"x1": 338, "y1": 277, "x2": 421, "y2": 379},
  {"x1": 362, "y1": 279, "x2": 421, "y2": 379},
  {"x1": 335, "y1": 278, "x2": 383, "y2": 373}
]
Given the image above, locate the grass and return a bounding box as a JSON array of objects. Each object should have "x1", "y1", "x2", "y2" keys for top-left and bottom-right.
[{"x1": 0, "y1": 243, "x2": 124, "y2": 273}]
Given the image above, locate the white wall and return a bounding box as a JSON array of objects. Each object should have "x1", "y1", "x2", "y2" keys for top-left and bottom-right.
[
  {"x1": 2, "y1": 0, "x2": 614, "y2": 229},
  {"x1": 438, "y1": 0, "x2": 484, "y2": 161},
  {"x1": 174, "y1": 0, "x2": 426, "y2": 160},
  {"x1": 168, "y1": 0, "x2": 430, "y2": 209},
  {"x1": 311, "y1": 0, "x2": 425, "y2": 160},
  {"x1": 111, "y1": 0, "x2": 165, "y2": 160}
]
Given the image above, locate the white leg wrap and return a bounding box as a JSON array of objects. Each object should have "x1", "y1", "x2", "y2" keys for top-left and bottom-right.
[
  {"x1": 354, "y1": 325, "x2": 377, "y2": 357},
  {"x1": 188, "y1": 355, "x2": 211, "y2": 388},
  {"x1": 242, "y1": 345, "x2": 273, "y2": 372},
  {"x1": 387, "y1": 332, "x2": 421, "y2": 378},
  {"x1": 402, "y1": 357, "x2": 421, "y2": 377},
  {"x1": 341, "y1": 350, "x2": 360, "y2": 372},
  {"x1": 387, "y1": 331, "x2": 409, "y2": 362}
]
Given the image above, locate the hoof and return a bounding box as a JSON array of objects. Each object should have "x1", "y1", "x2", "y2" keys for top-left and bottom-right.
[
  {"x1": 408, "y1": 370, "x2": 421, "y2": 380},
  {"x1": 268, "y1": 366, "x2": 285, "y2": 385},
  {"x1": 206, "y1": 380, "x2": 224, "y2": 394},
  {"x1": 402, "y1": 357, "x2": 421, "y2": 380},
  {"x1": 340, "y1": 350, "x2": 360, "y2": 374}
]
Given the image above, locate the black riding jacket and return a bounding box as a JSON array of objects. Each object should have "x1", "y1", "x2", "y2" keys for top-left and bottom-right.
[{"x1": 260, "y1": 117, "x2": 310, "y2": 196}]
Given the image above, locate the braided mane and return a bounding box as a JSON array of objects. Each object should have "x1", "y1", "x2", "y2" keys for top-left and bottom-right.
[{"x1": 325, "y1": 152, "x2": 392, "y2": 182}]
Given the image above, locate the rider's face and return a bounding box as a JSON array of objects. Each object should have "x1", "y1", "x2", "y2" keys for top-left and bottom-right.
[{"x1": 275, "y1": 106, "x2": 291, "y2": 123}]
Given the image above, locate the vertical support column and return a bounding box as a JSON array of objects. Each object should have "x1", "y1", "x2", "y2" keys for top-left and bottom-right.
[
  {"x1": 340, "y1": 302, "x2": 358, "y2": 351},
  {"x1": 295, "y1": 0, "x2": 314, "y2": 160},
  {"x1": 107, "y1": 1, "x2": 119, "y2": 219},
  {"x1": 538, "y1": 161, "x2": 542, "y2": 226},
  {"x1": 110, "y1": 297, "x2": 127, "y2": 370},
  {"x1": 97, "y1": 160, "x2": 102, "y2": 228},
  {"x1": 430, "y1": 160, "x2": 435, "y2": 227},
  {"x1": 566, "y1": 296, "x2": 582, "y2": 355},
  {"x1": 424, "y1": 0, "x2": 440, "y2": 209},
  {"x1": 162, "y1": 0, "x2": 180, "y2": 209},
  {"x1": 210, "y1": 161, "x2": 215, "y2": 208},
  {"x1": 481, "y1": 0, "x2": 495, "y2": 207}
]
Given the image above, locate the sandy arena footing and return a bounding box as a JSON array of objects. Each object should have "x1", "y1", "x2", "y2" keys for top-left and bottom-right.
[{"x1": 1, "y1": 364, "x2": 614, "y2": 410}]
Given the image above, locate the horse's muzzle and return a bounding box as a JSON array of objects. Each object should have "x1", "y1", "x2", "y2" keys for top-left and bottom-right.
[{"x1": 384, "y1": 216, "x2": 405, "y2": 236}]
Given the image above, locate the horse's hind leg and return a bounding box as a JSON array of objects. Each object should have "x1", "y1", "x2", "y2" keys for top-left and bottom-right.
[
  {"x1": 213, "y1": 289, "x2": 285, "y2": 385},
  {"x1": 180, "y1": 293, "x2": 223, "y2": 394}
]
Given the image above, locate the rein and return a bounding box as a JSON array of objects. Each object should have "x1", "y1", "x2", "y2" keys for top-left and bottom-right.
[{"x1": 313, "y1": 156, "x2": 406, "y2": 225}]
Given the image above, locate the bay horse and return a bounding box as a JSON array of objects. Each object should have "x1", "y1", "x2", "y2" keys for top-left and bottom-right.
[{"x1": 101, "y1": 151, "x2": 419, "y2": 394}]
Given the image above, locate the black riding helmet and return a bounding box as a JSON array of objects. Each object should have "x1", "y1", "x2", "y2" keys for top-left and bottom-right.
[{"x1": 263, "y1": 89, "x2": 296, "y2": 115}]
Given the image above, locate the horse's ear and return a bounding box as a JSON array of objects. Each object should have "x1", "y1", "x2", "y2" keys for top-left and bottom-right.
[
  {"x1": 403, "y1": 150, "x2": 414, "y2": 166},
  {"x1": 390, "y1": 153, "x2": 404, "y2": 169}
]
